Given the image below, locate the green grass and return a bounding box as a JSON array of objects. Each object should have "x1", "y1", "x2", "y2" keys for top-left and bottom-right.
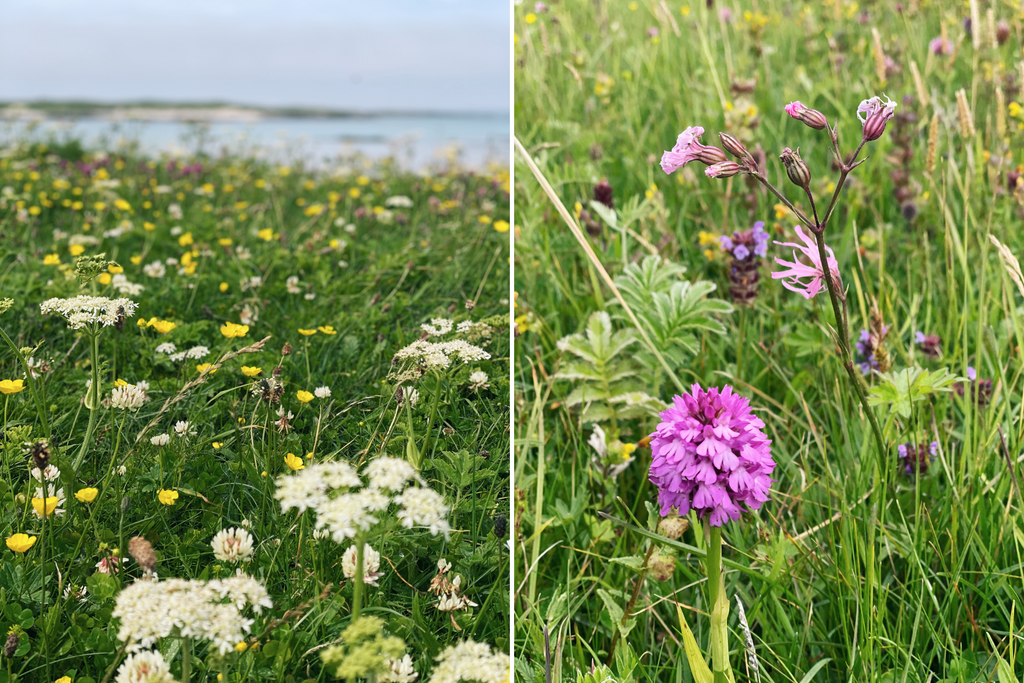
[
  {"x1": 513, "y1": 1, "x2": 1024, "y2": 681},
  {"x1": 0, "y1": 138, "x2": 510, "y2": 681}
]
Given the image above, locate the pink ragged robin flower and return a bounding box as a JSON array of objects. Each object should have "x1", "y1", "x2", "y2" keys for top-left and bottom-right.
[
  {"x1": 771, "y1": 225, "x2": 843, "y2": 300},
  {"x1": 660, "y1": 126, "x2": 727, "y2": 174}
]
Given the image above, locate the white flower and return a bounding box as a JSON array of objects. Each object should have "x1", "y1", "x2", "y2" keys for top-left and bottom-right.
[
  {"x1": 168, "y1": 204, "x2": 183, "y2": 219},
  {"x1": 341, "y1": 544, "x2": 383, "y2": 586},
  {"x1": 286, "y1": 275, "x2": 301, "y2": 294},
  {"x1": 314, "y1": 386, "x2": 331, "y2": 399},
  {"x1": 211, "y1": 527, "x2": 254, "y2": 563},
  {"x1": 150, "y1": 434, "x2": 170, "y2": 447},
  {"x1": 112, "y1": 574, "x2": 272, "y2": 655},
  {"x1": 111, "y1": 273, "x2": 145, "y2": 296},
  {"x1": 427, "y1": 641, "x2": 509, "y2": 683},
  {"x1": 116, "y1": 465, "x2": 127, "y2": 476},
  {"x1": 365, "y1": 457, "x2": 418, "y2": 492},
  {"x1": 155, "y1": 342, "x2": 177, "y2": 355},
  {"x1": 468, "y1": 371, "x2": 488, "y2": 390},
  {"x1": 395, "y1": 487, "x2": 450, "y2": 538},
  {"x1": 304, "y1": 292, "x2": 316, "y2": 300},
  {"x1": 420, "y1": 318, "x2": 454, "y2": 337},
  {"x1": 381, "y1": 654, "x2": 418, "y2": 683},
  {"x1": 173, "y1": 421, "x2": 196, "y2": 437},
  {"x1": 170, "y1": 226, "x2": 183, "y2": 236},
  {"x1": 143, "y1": 261, "x2": 166, "y2": 279},
  {"x1": 385, "y1": 195, "x2": 414, "y2": 208},
  {"x1": 115, "y1": 649, "x2": 177, "y2": 683},
  {"x1": 111, "y1": 384, "x2": 147, "y2": 411},
  {"x1": 39, "y1": 296, "x2": 139, "y2": 330},
  {"x1": 406, "y1": 388, "x2": 420, "y2": 406},
  {"x1": 393, "y1": 340, "x2": 490, "y2": 371},
  {"x1": 185, "y1": 346, "x2": 210, "y2": 360}
]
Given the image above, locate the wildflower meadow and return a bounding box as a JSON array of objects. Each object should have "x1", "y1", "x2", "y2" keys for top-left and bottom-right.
[
  {"x1": 0, "y1": 139, "x2": 511, "y2": 682},
  {"x1": 514, "y1": 0, "x2": 1024, "y2": 681}
]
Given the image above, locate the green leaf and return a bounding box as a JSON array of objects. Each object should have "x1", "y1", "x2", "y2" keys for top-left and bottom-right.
[
  {"x1": 596, "y1": 588, "x2": 626, "y2": 633},
  {"x1": 86, "y1": 572, "x2": 118, "y2": 600},
  {"x1": 867, "y1": 366, "x2": 960, "y2": 419},
  {"x1": 609, "y1": 555, "x2": 647, "y2": 571},
  {"x1": 998, "y1": 656, "x2": 1020, "y2": 683}
]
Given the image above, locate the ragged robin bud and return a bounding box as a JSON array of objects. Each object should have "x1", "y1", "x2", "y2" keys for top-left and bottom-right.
[
  {"x1": 779, "y1": 148, "x2": 811, "y2": 190},
  {"x1": 704, "y1": 161, "x2": 745, "y2": 179},
  {"x1": 718, "y1": 132, "x2": 755, "y2": 165}
]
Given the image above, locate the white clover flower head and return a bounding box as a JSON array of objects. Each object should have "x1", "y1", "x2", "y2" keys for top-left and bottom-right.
[
  {"x1": 114, "y1": 648, "x2": 176, "y2": 683},
  {"x1": 420, "y1": 318, "x2": 454, "y2": 337},
  {"x1": 211, "y1": 527, "x2": 255, "y2": 563},
  {"x1": 111, "y1": 273, "x2": 145, "y2": 296},
  {"x1": 173, "y1": 421, "x2": 196, "y2": 437},
  {"x1": 116, "y1": 465, "x2": 127, "y2": 476},
  {"x1": 143, "y1": 261, "x2": 167, "y2": 279},
  {"x1": 39, "y1": 296, "x2": 139, "y2": 329},
  {"x1": 341, "y1": 544, "x2": 383, "y2": 586},
  {"x1": 314, "y1": 386, "x2": 332, "y2": 399},
  {"x1": 381, "y1": 654, "x2": 419, "y2": 683},
  {"x1": 150, "y1": 434, "x2": 170, "y2": 447},
  {"x1": 385, "y1": 195, "x2": 414, "y2": 208},
  {"x1": 468, "y1": 371, "x2": 488, "y2": 390},
  {"x1": 286, "y1": 275, "x2": 302, "y2": 294},
  {"x1": 111, "y1": 384, "x2": 147, "y2": 411},
  {"x1": 30, "y1": 464, "x2": 60, "y2": 483}
]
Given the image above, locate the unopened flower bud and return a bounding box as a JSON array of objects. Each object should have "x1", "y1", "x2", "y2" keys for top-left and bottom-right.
[
  {"x1": 857, "y1": 95, "x2": 897, "y2": 142},
  {"x1": 704, "y1": 161, "x2": 745, "y2": 178},
  {"x1": 3, "y1": 632, "x2": 18, "y2": 658},
  {"x1": 694, "y1": 145, "x2": 729, "y2": 165},
  {"x1": 784, "y1": 101, "x2": 829, "y2": 130},
  {"x1": 648, "y1": 550, "x2": 676, "y2": 582},
  {"x1": 593, "y1": 179, "x2": 614, "y2": 208},
  {"x1": 657, "y1": 516, "x2": 688, "y2": 540},
  {"x1": 718, "y1": 132, "x2": 754, "y2": 164},
  {"x1": 779, "y1": 148, "x2": 811, "y2": 189},
  {"x1": 997, "y1": 19, "x2": 1011, "y2": 45}
]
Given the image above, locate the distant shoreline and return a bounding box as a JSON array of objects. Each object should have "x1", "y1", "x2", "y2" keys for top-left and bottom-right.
[{"x1": 0, "y1": 101, "x2": 509, "y2": 123}]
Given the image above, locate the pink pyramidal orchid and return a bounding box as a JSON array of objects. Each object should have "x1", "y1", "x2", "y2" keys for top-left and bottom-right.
[{"x1": 771, "y1": 225, "x2": 843, "y2": 300}]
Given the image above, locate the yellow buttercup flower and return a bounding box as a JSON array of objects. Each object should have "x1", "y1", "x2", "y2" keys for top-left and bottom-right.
[
  {"x1": 219, "y1": 282, "x2": 229, "y2": 292},
  {"x1": 69, "y1": 244, "x2": 85, "y2": 256},
  {"x1": 148, "y1": 319, "x2": 176, "y2": 334},
  {"x1": 143, "y1": 221, "x2": 156, "y2": 231},
  {"x1": 296, "y1": 390, "x2": 314, "y2": 403},
  {"x1": 241, "y1": 366, "x2": 262, "y2": 377},
  {"x1": 114, "y1": 199, "x2": 131, "y2": 211},
  {"x1": 130, "y1": 255, "x2": 142, "y2": 265},
  {"x1": 108, "y1": 264, "x2": 124, "y2": 274},
  {"x1": 298, "y1": 328, "x2": 317, "y2": 336},
  {"x1": 317, "y1": 325, "x2": 337, "y2": 335},
  {"x1": 56, "y1": 677, "x2": 72, "y2": 683},
  {"x1": 97, "y1": 273, "x2": 112, "y2": 285},
  {"x1": 75, "y1": 487, "x2": 99, "y2": 503},
  {"x1": 218, "y1": 237, "x2": 233, "y2": 246},
  {"x1": 284, "y1": 452, "x2": 305, "y2": 471},
  {"x1": 114, "y1": 378, "x2": 128, "y2": 387},
  {"x1": 235, "y1": 641, "x2": 248, "y2": 653},
  {"x1": 0, "y1": 379, "x2": 25, "y2": 394},
  {"x1": 32, "y1": 496, "x2": 60, "y2": 517},
  {"x1": 43, "y1": 253, "x2": 60, "y2": 265},
  {"x1": 478, "y1": 215, "x2": 492, "y2": 224},
  {"x1": 212, "y1": 442, "x2": 223, "y2": 449},
  {"x1": 196, "y1": 363, "x2": 217, "y2": 374},
  {"x1": 178, "y1": 232, "x2": 194, "y2": 247},
  {"x1": 220, "y1": 322, "x2": 249, "y2": 338},
  {"x1": 157, "y1": 489, "x2": 179, "y2": 505},
  {"x1": 258, "y1": 228, "x2": 275, "y2": 241},
  {"x1": 5, "y1": 533, "x2": 37, "y2": 553},
  {"x1": 493, "y1": 220, "x2": 510, "y2": 233}
]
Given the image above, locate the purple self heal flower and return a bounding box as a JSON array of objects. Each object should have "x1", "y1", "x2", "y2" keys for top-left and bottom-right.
[
  {"x1": 648, "y1": 384, "x2": 775, "y2": 527},
  {"x1": 733, "y1": 244, "x2": 750, "y2": 260},
  {"x1": 719, "y1": 235, "x2": 734, "y2": 251}
]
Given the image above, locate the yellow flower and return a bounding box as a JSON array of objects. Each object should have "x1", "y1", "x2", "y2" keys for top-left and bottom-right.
[
  {"x1": 97, "y1": 273, "x2": 112, "y2": 285},
  {"x1": 348, "y1": 187, "x2": 361, "y2": 199},
  {"x1": 219, "y1": 282, "x2": 229, "y2": 293},
  {"x1": 196, "y1": 363, "x2": 217, "y2": 374},
  {"x1": 218, "y1": 237, "x2": 233, "y2": 246},
  {"x1": 0, "y1": 379, "x2": 25, "y2": 394},
  {"x1": 525, "y1": 12, "x2": 537, "y2": 23},
  {"x1": 93, "y1": 201, "x2": 107, "y2": 211},
  {"x1": 296, "y1": 390, "x2": 314, "y2": 403},
  {"x1": 356, "y1": 175, "x2": 370, "y2": 186},
  {"x1": 621, "y1": 443, "x2": 637, "y2": 461},
  {"x1": 69, "y1": 244, "x2": 85, "y2": 256},
  {"x1": 143, "y1": 221, "x2": 156, "y2": 231},
  {"x1": 1011, "y1": 102, "x2": 1022, "y2": 118},
  {"x1": 773, "y1": 203, "x2": 790, "y2": 220},
  {"x1": 212, "y1": 442, "x2": 223, "y2": 449},
  {"x1": 241, "y1": 366, "x2": 262, "y2": 377},
  {"x1": 75, "y1": 487, "x2": 99, "y2": 503},
  {"x1": 56, "y1": 677, "x2": 72, "y2": 683},
  {"x1": 317, "y1": 325, "x2": 337, "y2": 335},
  {"x1": 114, "y1": 379, "x2": 128, "y2": 387},
  {"x1": 108, "y1": 264, "x2": 124, "y2": 274},
  {"x1": 220, "y1": 322, "x2": 250, "y2": 338},
  {"x1": 258, "y1": 228, "x2": 275, "y2": 241},
  {"x1": 32, "y1": 496, "x2": 60, "y2": 517},
  {"x1": 493, "y1": 220, "x2": 510, "y2": 233},
  {"x1": 157, "y1": 489, "x2": 179, "y2": 506},
  {"x1": 43, "y1": 253, "x2": 60, "y2": 265},
  {"x1": 148, "y1": 319, "x2": 176, "y2": 334},
  {"x1": 235, "y1": 641, "x2": 248, "y2": 653},
  {"x1": 284, "y1": 452, "x2": 305, "y2": 471},
  {"x1": 114, "y1": 198, "x2": 131, "y2": 211},
  {"x1": 478, "y1": 215, "x2": 492, "y2": 224},
  {"x1": 298, "y1": 328, "x2": 317, "y2": 336},
  {"x1": 178, "y1": 232, "x2": 194, "y2": 247},
  {"x1": 5, "y1": 533, "x2": 37, "y2": 553},
  {"x1": 304, "y1": 203, "x2": 324, "y2": 216},
  {"x1": 129, "y1": 255, "x2": 142, "y2": 265}
]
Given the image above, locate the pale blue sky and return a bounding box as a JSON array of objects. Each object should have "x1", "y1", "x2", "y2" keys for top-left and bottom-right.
[{"x1": 0, "y1": 0, "x2": 509, "y2": 113}]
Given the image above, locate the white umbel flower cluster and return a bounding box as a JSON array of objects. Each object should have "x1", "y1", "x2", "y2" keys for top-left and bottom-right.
[
  {"x1": 115, "y1": 648, "x2": 178, "y2": 683},
  {"x1": 394, "y1": 340, "x2": 490, "y2": 370},
  {"x1": 342, "y1": 544, "x2": 383, "y2": 586},
  {"x1": 421, "y1": 318, "x2": 454, "y2": 337},
  {"x1": 211, "y1": 527, "x2": 255, "y2": 563},
  {"x1": 275, "y1": 457, "x2": 450, "y2": 542},
  {"x1": 113, "y1": 573, "x2": 272, "y2": 655},
  {"x1": 40, "y1": 296, "x2": 139, "y2": 329},
  {"x1": 111, "y1": 384, "x2": 147, "y2": 411},
  {"x1": 427, "y1": 641, "x2": 510, "y2": 683}
]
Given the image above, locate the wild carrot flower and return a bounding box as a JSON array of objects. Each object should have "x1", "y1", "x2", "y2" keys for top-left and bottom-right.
[
  {"x1": 648, "y1": 385, "x2": 775, "y2": 526},
  {"x1": 660, "y1": 126, "x2": 727, "y2": 174},
  {"x1": 427, "y1": 640, "x2": 509, "y2": 683},
  {"x1": 40, "y1": 295, "x2": 139, "y2": 329},
  {"x1": 771, "y1": 226, "x2": 843, "y2": 300},
  {"x1": 342, "y1": 544, "x2": 384, "y2": 585}
]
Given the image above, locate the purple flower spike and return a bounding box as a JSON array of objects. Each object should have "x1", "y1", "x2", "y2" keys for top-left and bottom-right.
[{"x1": 648, "y1": 384, "x2": 775, "y2": 526}]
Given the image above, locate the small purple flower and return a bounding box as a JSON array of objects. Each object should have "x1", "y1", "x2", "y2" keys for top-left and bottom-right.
[
  {"x1": 648, "y1": 384, "x2": 775, "y2": 527},
  {"x1": 915, "y1": 331, "x2": 925, "y2": 344},
  {"x1": 733, "y1": 244, "x2": 750, "y2": 261},
  {"x1": 647, "y1": 26, "x2": 659, "y2": 38},
  {"x1": 719, "y1": 235, "x2": 734, "y2": 251},
  {"x1": 966, "y1": 366, "x2": 977, "y2": 381},
  {"x1": 752, "y1": 222, "x2": 768, "y2": 257}
]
